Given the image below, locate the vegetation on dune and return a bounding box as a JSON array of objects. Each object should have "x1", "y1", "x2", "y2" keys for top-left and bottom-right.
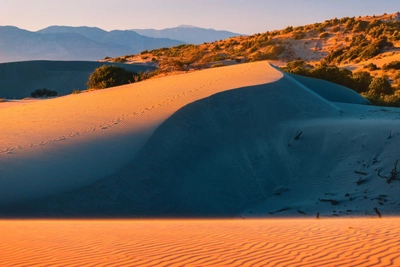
[
  {"x1": 99, "y1": 12, "x2": 400, "y2": 106},
  {"x1": 30, "y1": 88, "x2": 58, "y2": 98},
  {"x1": 363, "y1": 63, "x2": 379, "y2": 71},
  {"x1": 382, "y1": 60, "x2": 400, "y2": 71},
  {"x1": 283, "y1": 60, "x2": 400, "y2": 106},
  {"x1": 130, "y1": 34, "x2": 285, "y2": 73},
  {"x1": 86, "y1": 65, "x2": 138, "y2": 89},
  {"x1": 105, "y1": 12, "x2": 399, "y2": 73},
  {"x1": 325, "y1": 35, "x2": 393, "y2": 64},
  {"x1": 86, "y1": 65, "x2": 158, "y2": 90}
]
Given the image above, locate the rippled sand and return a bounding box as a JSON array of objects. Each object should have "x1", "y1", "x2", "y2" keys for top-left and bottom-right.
[{"x1": 1, "y1": 219, "x2": 399, "y2": 266}]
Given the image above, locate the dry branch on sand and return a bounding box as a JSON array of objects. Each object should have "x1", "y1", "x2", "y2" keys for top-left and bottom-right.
[
  {"x1": 318, "y1": 198, "x2": 339, "y2": 205},
  {"x1": 377, "y1": 159, "x2": 400, "y2": 183}
]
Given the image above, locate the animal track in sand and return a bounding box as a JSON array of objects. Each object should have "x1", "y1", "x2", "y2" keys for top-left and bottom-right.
[{"x1": 1, "y1": 88, "x2": 200, "y2": 155}]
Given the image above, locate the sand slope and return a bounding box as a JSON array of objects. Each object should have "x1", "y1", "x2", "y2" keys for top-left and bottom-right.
[
  {"x1": 1, "y1": 60, "x2": 400, "y2": 217},
  {"x1": 1, "y1": 219, "x2": 400, "y2": 266},
  {"x1": 0, "y1": 61, "x2": 282, "y2": 207}
]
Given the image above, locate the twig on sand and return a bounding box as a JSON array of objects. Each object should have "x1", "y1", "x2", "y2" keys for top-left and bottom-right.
[
  {"x1": 377, "y1": 159, "x2": 400, "y2": 183},
  {"x1": 294, "y1": 131, "x2": 303, "y2": 140},
  {"x1": 318, "y1": 198, "x2": 339, "y2": 205},
  {"x1": 373, "y1": 207, "x2": 382, "y2": 218},
  {"x1": 316, "y1": 212, "x2": 320, "y2": 219},
  {"x1": 297, "y1": 210, "x2": 306, "y2": 215},
  {"x1": 354, "y1": 171, "x2": 368, "y2": 176},
  {"x1": 268, "y1": 206, "x2": 291, "y2": 215},
  {"x1": 355, "y1": 177, "x2": 368, "y2": 186}
]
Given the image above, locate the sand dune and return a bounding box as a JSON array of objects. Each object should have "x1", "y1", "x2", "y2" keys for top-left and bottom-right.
[
  {"x1": 1, "y1": 219, "x2": 399, "y2": 266},
  {"x1": 2, "y1": 60, "x2": 400, "y2": 217},
  {"x1": 0, "y1": 61, "x2": 282, "y2": 206}
]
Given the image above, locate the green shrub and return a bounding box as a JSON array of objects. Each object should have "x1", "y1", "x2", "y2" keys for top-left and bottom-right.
[
  {"x1": 71, "y1": 89, "x2": 81, "y2": 94},
  {"x1": 111, "y1": 57, "x2": 127, "y2": 63},
  {"x1": 292, "y1": 31, "x2": 306, "y2": 40},
  {"x1": 382, "y1": 61, "x2": 400, "y2": 71},
  {"x1": 284, "y1": 65, "x2": 373, "y2": 95},
  {"x1": 211, "y1": 63, "x2": 226, "y2": 68},
  {"x1": 331, "y1": 25, "x2": 341, "y2": 33},
  {"x1": 352, "y1": 71, "x2": 373, "y2": 93},
  {"x1": 30, "y1": 88, "x2": 58, "y2": 98},
  {"x1": 319, "y1": 32, "x2": 330, "y2": 39},
  {"x1": 87, "y1": 65, "x2": 137, "y2": 89},
  {"x1": 363, "y1": 63, "x2": 379, "y2": 71},
  {"x1": 281, "y1": 26, "x2": 294, "y2": 34},
  {"x1": 286, "y1": 60, "x2": 306, "y2": 69},
  {"x1": 362, "y1": 91, "x2": 400, "y2": 107},
  {"x1": 368, "y1": 77, "x2": 393, "y2": 95}
]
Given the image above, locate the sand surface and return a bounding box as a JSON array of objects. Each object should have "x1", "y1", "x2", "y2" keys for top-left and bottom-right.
[
  {"x1": 1, "y1": 219, "x2": 399, "y2": 266},
  {"x1": 0, "y1": 61, "x2": 282, "y2": 205},
  {"x1": 2, "y1": 61, "x2": 400, "y2": 217}
]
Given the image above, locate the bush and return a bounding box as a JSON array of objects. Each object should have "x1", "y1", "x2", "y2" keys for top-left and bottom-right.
[
  {"x1": 87, "y1": 65, "x2": 137, "y2": 89},
  {"x1": 352, "y1": 71, "x2": 372, "y2": 93},
  {"x1": 363, "y1": 63, "x2": 379, "y2": 71},
  {"x1": 286, "y1": 60, "x2": 307, "y2": 69},
  {"x1": 211, "y1": 63, "x2": 226, "y2": 68},
  {"x1": 111, "y1": 57, "x2": 127, "y2": 63},
  {"x1": 30, "y1": 88, "x2": 58, "y2": 98},
  {"x1": 382, "y1": 61, "x2": 400, "y2": 71},
  {"x1": 292, "y1": 31, "x2": 306, "y2": 40},
  {"x1": 368, "y1": 77, "x2": 393, "y2": 95},
  {"x1": 319, "y1": 32, "x2": 330, "y2": 39},
  {"x1": 281, "y1": 26, "x2": 294, "y2": 34},
  {"x1": 362, "y1": 91, "x2": 400, "y2": 106},
  {"x1": 331, "y1": 25, "x2": 341, "y2": 33}
]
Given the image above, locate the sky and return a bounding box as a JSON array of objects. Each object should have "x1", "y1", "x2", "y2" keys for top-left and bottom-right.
[{"x1": 1, "y1": 0, "x2": 399, "y2": 34}]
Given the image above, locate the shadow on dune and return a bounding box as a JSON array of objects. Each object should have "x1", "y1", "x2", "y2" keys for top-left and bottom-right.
[{"x1": 2, "y1": 71, "x2": 399, "y2": 219}]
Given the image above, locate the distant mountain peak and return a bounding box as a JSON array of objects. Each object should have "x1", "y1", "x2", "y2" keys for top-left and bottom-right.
[
  {"x1": 177, "y1": 24, "x2": 198, "y2": 29},
  {"x1": 131, "y1": 26, "x2": 244, "y2": 44}
]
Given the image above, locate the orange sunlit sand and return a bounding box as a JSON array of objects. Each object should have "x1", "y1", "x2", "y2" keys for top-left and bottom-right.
[{"x1": 1, "y1": 219, "x2": 400, "y2": 266}]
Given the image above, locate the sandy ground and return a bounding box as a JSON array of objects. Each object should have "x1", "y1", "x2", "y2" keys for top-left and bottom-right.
[{"x1": 0, "y1": 219, "x2": 399, "y2": 266}]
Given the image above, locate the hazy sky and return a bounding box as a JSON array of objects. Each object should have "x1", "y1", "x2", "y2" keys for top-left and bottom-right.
[{"x1": 1, "y1": 0, "x2": 399, "y2": 34}]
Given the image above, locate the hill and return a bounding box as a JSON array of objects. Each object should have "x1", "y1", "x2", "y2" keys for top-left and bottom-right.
[
  {"x1": 0, "y1": 26, "x2": 184, "y2": 63},
  {"x1": 106, "y1": 12, "x2": 400, "y2": 106},
  {"x1": 112, "y1": 12, "x2": 400, "y2": 69},
  {"x1": 131, "y1": 25, "x2": 245, "y2": 44}
]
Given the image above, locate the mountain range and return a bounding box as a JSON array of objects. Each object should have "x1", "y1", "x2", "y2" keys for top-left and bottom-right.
[
  {"x1": 131, "y1": 25, "x2": 244, "y2": 44},
  {"x1": 0, "y1": 26, "x2": 183, "y2": 63},
  {"x1": 0, "y1": 25, "x2": 243, "y2": 63}
]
